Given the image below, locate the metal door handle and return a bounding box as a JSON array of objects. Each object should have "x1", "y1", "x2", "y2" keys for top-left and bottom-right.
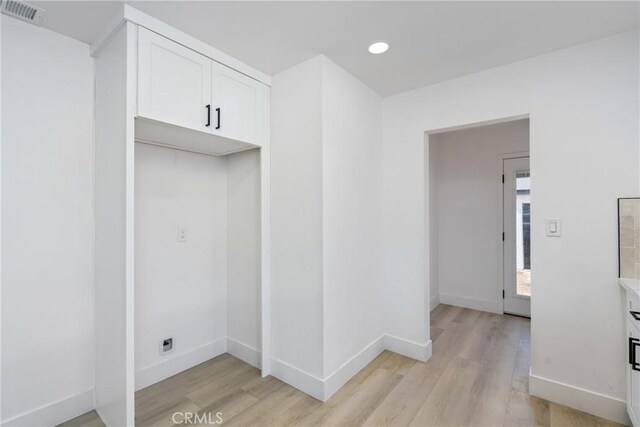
[{"x1": 629, "y1": 337, "x2": 640, "y2": 371}]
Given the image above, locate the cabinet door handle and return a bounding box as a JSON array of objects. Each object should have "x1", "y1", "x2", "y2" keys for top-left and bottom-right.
[
  {"x1": 631, "y1": 311, "x2": 640, "y2": 321},
  {"x1": 206, "y1": 105, "x2": 211, "y2": 127},
  {"x1": 629, "y1": 337, "x2": 640, "y2": 371},
  {"x1": 215, "y1": 107, "x2": 221, "y2": 130}
]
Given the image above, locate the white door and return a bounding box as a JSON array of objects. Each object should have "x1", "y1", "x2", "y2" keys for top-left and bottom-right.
[
  {"x1": 137, "y1": 27, "x2": 212, "y2": 133},
  {"x1": 212, "y1": 62, "x2": 265, "y2": 145},
  {"x1": 503, "y1": 156, "x2": 531, "y2": 317}
]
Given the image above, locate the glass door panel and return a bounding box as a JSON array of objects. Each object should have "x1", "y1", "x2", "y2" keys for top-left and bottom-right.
[{"x1": 504, "y1": 157, "x2": 531, "y2": 317}]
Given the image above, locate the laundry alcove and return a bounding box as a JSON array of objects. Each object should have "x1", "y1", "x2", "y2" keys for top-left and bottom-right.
[
  {"x1": 134, "y1": 142, "x2": 262, "y2": 391},
  {"x1": 93, "y1": 14, "x2": 270, "y2": 426}
]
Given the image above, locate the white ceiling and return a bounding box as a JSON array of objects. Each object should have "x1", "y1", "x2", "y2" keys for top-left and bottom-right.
[{"x1": 30, "y1": 1, "x2": 640, "y2": 96}]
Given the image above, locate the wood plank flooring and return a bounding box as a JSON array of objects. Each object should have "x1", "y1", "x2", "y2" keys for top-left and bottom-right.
[{"x1": 60, "y1": 305, "x2": 624, "y2": 426}]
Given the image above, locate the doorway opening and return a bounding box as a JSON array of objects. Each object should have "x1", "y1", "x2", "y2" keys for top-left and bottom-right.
[{"x1": 427, "y1": 117, "x2": 530, "y2": 317}]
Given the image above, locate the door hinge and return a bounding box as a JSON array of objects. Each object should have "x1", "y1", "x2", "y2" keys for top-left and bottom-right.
[
  {"x1": 501, "y1": 174, "x2": 504, "y2": 183},
  {"x1": 502, "y1": 290, "x2": 505, "y2": 299}
]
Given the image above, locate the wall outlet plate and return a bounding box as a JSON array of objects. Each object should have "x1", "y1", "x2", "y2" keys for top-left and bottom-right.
[
  {"x1": 177, "y1": 227, "x2": 188, "y2": 242},
  {"x1": 160, "y1": 337, "x2": 174, "y2": 355}
]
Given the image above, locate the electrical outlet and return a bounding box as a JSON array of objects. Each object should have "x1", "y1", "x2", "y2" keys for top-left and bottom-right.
[
  {"x1": 160, "y1": 338, "x2": 174, "y2": 354},
  {"x1": 177, "y1": 227, "x2": 188, "y2": 242}
]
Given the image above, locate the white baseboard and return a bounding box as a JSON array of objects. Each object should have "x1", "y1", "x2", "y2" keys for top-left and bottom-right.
[
  {"x1": 439, "y1": 292, "x2": 500, "y2": 314},
  {"x1": 2, "y1": 389, "x2": 95, "y2": 427},
  {"x1": 227, "y1": 337, "x2": 261, "y2": 369},
  {"x1": 323, "y1": 335, "x2": 386, "y2": 400},
  {"x1": 271, "y1": 334, "x2": 433, "y2": 402},
  {"x1": 269, "y1": 357, "x2": 325, "y2": 401},
  {"x1": 430, "y1": 294, "x2": 440, "y2": 311},
  {"x1": 529, "y1": 371, "x2": 630, "y2": 425},
  {"x1": 384, "y1": 335, "x2": 432, "y2": 362},
  {"x1": 135, "y1": 338, "x2": 227, "y2": 391}
]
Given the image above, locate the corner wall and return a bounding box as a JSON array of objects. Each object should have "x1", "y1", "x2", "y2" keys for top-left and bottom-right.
[
  {"x1": 227, "y1": 148, "x2": 262, "y2": 367},
  {"x1": 383, "y1": 30, "x2": 639, "y2": 424},
  {"x1": 270, "y1": 57, "x2": 325, "y2": 382},
  {"x1": 271, "y1": 56, "x2": 422, "y2": 401},
  {"x1": 321, "y1": 58, "x2": 385, "y2": 379}
]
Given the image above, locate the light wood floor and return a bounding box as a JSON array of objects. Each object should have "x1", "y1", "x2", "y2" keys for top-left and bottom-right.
[{"x1": 61, "y1": 305, "x2": 623, "y2": 426}]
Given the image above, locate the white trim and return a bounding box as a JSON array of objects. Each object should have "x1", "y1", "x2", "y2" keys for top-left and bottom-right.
[
  {"x1": 323, "y1": 336, "x2": 386, "y2": 400},
  {"x1": 270, "y1": 334, "x2": 431, "y2": 402},
  {"x1": 0, "y1": 13, "x2": 3, "y2": 421},
  {"x1": 91, "y1": 5, "x2": 271, "y2": 86},
  {"x1": 269, "y1": 357, "x2": 325, "y2": 401},
  {"x1": 430, "y1": 294, "x2": 440, "y2": 311},
  {"x1": 89, "y1": 4, "x2": 127, "y2": 58},
  {"x1": 90, "y1": 40, "x2": 97, "y2": 414},
  {"x1": 529, "y1": 371, "x2": 630, "y2": 425},
  {"x1": 424, "y1": 131, "x2": 431, "y2": 349},
  {"x1": 439, "y1": 292, "x2": 501, "y2": 314},
  {"x1": 1, "y1": 13, "x2": 4, "y2": 424},
  {"x1": 124, "y1": 22, "x2": 137, "y2": 426},
  {"x1": 135, "y1": 338, "x2": 227, "y2": 391},
  {"x1": 426, "y1": 113, "x2": 530, "y2": 136},
  {"x1": 134, "y1": 137, "x2": 256, "y2": 158},
  {"x1": 384, "y1": 335, "x2": 432, "y2": 362},
  {"x1": 227, "y1": 338, "x2": 262, "y2": 369},
  {"x1": 2, "y1": 389, "x2": 95, "y2": 427},
  {"x1": 260, "y1": 144, "x2": 272, "y2": 377}
]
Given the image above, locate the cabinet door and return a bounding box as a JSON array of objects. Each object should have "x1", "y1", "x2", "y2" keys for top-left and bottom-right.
[
  {"x1": 138, "y1": 27, "x2": 212, "y2": 133},
  {"x1": 629, "y1": 320, "x2": 640, "y2": 427},
  {"x1": 212, "y1": 62, "x2": 266, "y2": 145}
]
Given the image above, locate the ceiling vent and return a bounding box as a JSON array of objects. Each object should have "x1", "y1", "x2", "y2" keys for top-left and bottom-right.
[{"x1": 1, "y1": 0, "x2": 46, "y2": 25}]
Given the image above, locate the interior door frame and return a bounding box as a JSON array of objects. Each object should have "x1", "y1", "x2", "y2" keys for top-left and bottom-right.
[{"x1": 497, "y1": 151, "x2": 530, "y2": 315}]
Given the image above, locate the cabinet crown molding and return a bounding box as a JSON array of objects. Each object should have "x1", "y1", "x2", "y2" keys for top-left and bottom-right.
[{"x1": 90, "y1": 4, "x2": 271, "y2": 87}]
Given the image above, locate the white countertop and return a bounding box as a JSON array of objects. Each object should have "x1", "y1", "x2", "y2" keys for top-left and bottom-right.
[{"x1": 620, "y1": 277, "x2": 640, "y2": 297}]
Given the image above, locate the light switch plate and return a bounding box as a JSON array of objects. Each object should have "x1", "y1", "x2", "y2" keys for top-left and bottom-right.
[{"x1": 545, "y1": 218, "x2": 561, "y2": 237}]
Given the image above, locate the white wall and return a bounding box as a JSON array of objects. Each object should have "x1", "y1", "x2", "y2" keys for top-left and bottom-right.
[
  {"x1": 383, "y1": 30, "x2": 639, "y2": 423},
  {"x1": 134, "y1": 143, "x2": 227, "y2": 387},
  {"x1": 270, "y1": 57, "x2": 325, "y2": 379},
  {"x1": 1, "y1": 17, "x2": 94, "y2": 424},
  {"x1": 227, "y1": 148, "x2": 261, "y2": 365},
  {"x1": 430, "y1": 119, "x2": 529, "y2": 313},
  {"x1": 428, "y1": 140, "x2": 440, "y2": 311},
  {"x1": 271, "y1": 56, "x2": 392, "y2": 399},
  {"x1": 321, "y1": 58, "x2": 384, "y2": 378}
]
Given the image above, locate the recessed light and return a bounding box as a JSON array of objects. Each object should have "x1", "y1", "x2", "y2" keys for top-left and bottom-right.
[{"x1": 368, "y1": 41, "x2": 389, "y2": 54}]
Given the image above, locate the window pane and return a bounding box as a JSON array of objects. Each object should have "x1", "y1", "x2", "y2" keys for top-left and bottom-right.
[{"x1": 516, "y1": 172, "x2": 531, "y2": 296}]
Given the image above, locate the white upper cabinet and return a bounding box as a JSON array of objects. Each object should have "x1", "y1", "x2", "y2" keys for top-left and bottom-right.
[
  {"x1": 136, "y1": 26, "x2": 268, "y2": 151},
  {"x1": 137, "y1": 27, "x2": 212, "y2": 133},
  {"x1": 212, "y1": 62, "x2": 266, "y2": 145}
]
